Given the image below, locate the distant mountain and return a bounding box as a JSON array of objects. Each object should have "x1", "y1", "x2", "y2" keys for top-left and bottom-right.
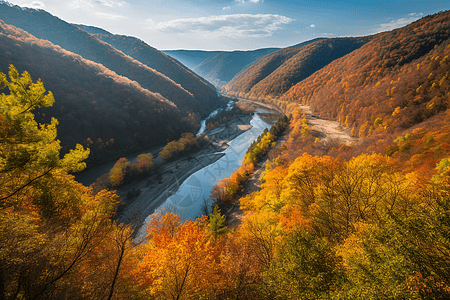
[
  {"x1": 0, "y1": 2, "x2": 220, "y2": 119},
  {"x1": 193, "y1": 48, "x2": 280, "y2": 88},
  {"x1": 164, "y1": 48, "x2": 279, "y2": 88},
  {"x1": 0, "y1": 20, "x2": 193, "y2": 165},
  {"x1": 224, "y1": 37, "x2": 370, "y2": 98},
  {"x1": 162, "y1": 50, "x2": 222, "y2": 70}
]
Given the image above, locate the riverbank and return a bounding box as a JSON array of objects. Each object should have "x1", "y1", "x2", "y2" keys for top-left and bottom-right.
[
  {"x1": 112, "y1": 112, "x2": 254, "y2": 227},
  {"x1": 221, "y1": 102, "x2": 354, "y2": 228}
]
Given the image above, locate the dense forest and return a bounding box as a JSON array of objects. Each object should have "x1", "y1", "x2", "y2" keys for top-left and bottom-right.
[
  {"x1": 2, "y1": 2, "x2": 450, "y2": 299},
  {"x1": 2, "y1": 64, "x2": 450, "y2": 299},
  {"x1": 81, "y1": 28, "x2": 218, "y2": 106},
  {"x1": 224, "y1": 37, "x2": 369, "y2": 97},
  {"x1": 226, "y1": 10, "x2": 450, "y2": 175}
]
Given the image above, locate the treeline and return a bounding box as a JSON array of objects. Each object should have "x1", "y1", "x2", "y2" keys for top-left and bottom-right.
[
  {"x1": 92, "y1": 153, "x2": 155, "y2": 193},
  {"x1": 210, "y1": 115, "x2": 289, "y2": 206},
  {"x1": 159, "y1": 132, "x2": 207, "y2": 160}
]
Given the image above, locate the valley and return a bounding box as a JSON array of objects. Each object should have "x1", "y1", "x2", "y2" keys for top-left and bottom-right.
[{"x1": 77, "y1": 99, "x2": 282, "y2": 231}]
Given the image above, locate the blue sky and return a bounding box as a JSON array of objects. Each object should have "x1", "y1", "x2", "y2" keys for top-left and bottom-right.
[{"x1": 5, "y1": 0, "x2": 450, "y2": 51}]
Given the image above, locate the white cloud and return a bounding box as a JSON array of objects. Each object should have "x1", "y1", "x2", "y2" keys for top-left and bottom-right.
[
  {"x1": 378, "y1": 15, "x2": 422, "y2": 32},
  {"x1": 94, "y1": 0, "x2": 126, "y2": 7},
  {"x1": 310, "y1": 24, "x2": 315, "y2": 28},
  {"x1": 408, "y1": 12, "x2": 424, "y2": 16},
  {"x1": 70, "y1": 0, "x2": 94, "y2": 9},
  {"x1": 223, "y1": 6, "x2": 231, "y2": 10},
  {"x1": 25, "y1": 1, "x2": 46, "y2": 9},
  {"x1": 70, "y1": 0, "x2": 126, "y2": 9},
  {"x1": 152, "y1": 14, "x2": 293, "y2": 38},
  {"x1": 96, "y1": 12, "x2": 126, "y2": 20}
]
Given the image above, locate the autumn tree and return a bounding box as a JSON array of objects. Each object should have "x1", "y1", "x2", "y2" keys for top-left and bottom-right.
[
  {"x1": 261, "y1": 230, "x2": 346, "y2": 300},
  {"x1": 134, "y1": 213, "x2": 222, "y2": 299},
  {"x1": 0, "y1": 65, "x2": 135, "y2": 299}
]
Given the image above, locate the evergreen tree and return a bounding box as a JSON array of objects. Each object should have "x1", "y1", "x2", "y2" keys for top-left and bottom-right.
[{"x1": 208, "y1": 204, "x2": 227, "y2": 241}]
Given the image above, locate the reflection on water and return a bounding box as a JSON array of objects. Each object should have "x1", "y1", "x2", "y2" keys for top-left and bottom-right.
[{"x1": 137, "y1": 112, "x2": 270, "y2": 239}]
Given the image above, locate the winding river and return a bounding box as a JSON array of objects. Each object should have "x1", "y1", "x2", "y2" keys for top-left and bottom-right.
[{"x1": 136, "y1": 111, "x2": 271, "y2": 238}]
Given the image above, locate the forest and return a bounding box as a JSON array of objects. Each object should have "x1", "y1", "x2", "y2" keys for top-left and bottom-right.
[
  {"x1": 2, "y1": 64, "x2": 450, "y2": 299},
  {"x1": 2, "y1": 5, "x2": 450, "y2": 300},
  {"x1": 224, "y1": 37, "x2": 370, "y2": 98}
]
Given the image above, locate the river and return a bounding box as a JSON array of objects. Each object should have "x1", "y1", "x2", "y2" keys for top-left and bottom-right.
[
  {"x1": 136, "y1": 111, "x2": 272, "y2": 238},
  {"x1": 196, "y1": 100, "x2": 235, "y2": 136}
]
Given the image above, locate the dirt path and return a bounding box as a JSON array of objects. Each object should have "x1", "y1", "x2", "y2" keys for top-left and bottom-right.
[{"x1": 298, "y1": 105, "x2": 353, "y2": 145}]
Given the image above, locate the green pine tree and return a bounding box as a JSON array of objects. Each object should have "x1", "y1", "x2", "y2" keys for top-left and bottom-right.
[{"x1": 208, "y1": 204, "x2": 227, "y2": 241}]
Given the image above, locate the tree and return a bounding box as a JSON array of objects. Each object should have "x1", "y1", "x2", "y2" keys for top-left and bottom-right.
[
  {"x1": 109, "y1": 157, "x2": 130, "y2": 187},
  {"x1": 0, "y1": 65, "x2": 134, "y2": 299},
  {"x1": 0, "y1": 64, "x2": 89, "y2": 210},
  {"x1": 135, "y1": 213, "x2": 222, "y2": 299},
  {"x1": 261, "y1": 230, "x2": 346, "y2": 300},
  {"x1": 208, "y1": 204, "x2": 227, "y2": 242}
]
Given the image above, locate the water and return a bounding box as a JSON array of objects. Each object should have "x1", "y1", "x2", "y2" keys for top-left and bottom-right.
[
  {"x1": 196, "y1": 100, "x2": 235, "y2": 136},
  {"x1": 137, "y1": 111, "x2": 270, "y2": 238}
]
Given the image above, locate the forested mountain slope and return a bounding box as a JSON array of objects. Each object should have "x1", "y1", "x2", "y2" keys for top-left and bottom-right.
[
  {"x1": 0, "y1": 2, "x2": 220, "y2": 118},
  {"x1": 224, "y1": 37, "x2": 370, "y2": 98},
  {"x1": 75, "y1": 24, "x2": 218, "y2": 107},
  {"x1": 0, "y1": 20, "x2": 193, "y2": 165},
  {"x1": 276, "y1": 10, "x2": 450, "y2": 169},
  {"x1": 226, "y1": 10, "x2": 450, "y2": 174}
]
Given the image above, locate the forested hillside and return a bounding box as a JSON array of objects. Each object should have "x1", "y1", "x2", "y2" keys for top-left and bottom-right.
[
  {"x1": 225, "y1": 37, "x2": 370, "y2": 98},
  {"x1": 275, "y1": 11, "x2": 450, "y2": 170},
  {"x1": 0, "y1": 20, "x2": 194, "y2": 165},
  {"x1": 0, "y1": 2, "x2": 220, "y2": 118},
  {"x1": 75, "y1": 25, "x2": 218, "y2": 107},
  {"x1": 224, "y1": 10, "x2": 450, "y2": 172}
]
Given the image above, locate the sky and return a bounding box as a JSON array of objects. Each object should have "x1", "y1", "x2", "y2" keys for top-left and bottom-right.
[{"x1": 4, "y1": 0, "x2": 450, "y2": 51}]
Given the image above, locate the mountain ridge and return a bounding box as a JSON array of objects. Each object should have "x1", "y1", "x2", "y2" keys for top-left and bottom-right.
[{"x1": 0, "y1": 2, "x2": 220, "y2": 118}]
